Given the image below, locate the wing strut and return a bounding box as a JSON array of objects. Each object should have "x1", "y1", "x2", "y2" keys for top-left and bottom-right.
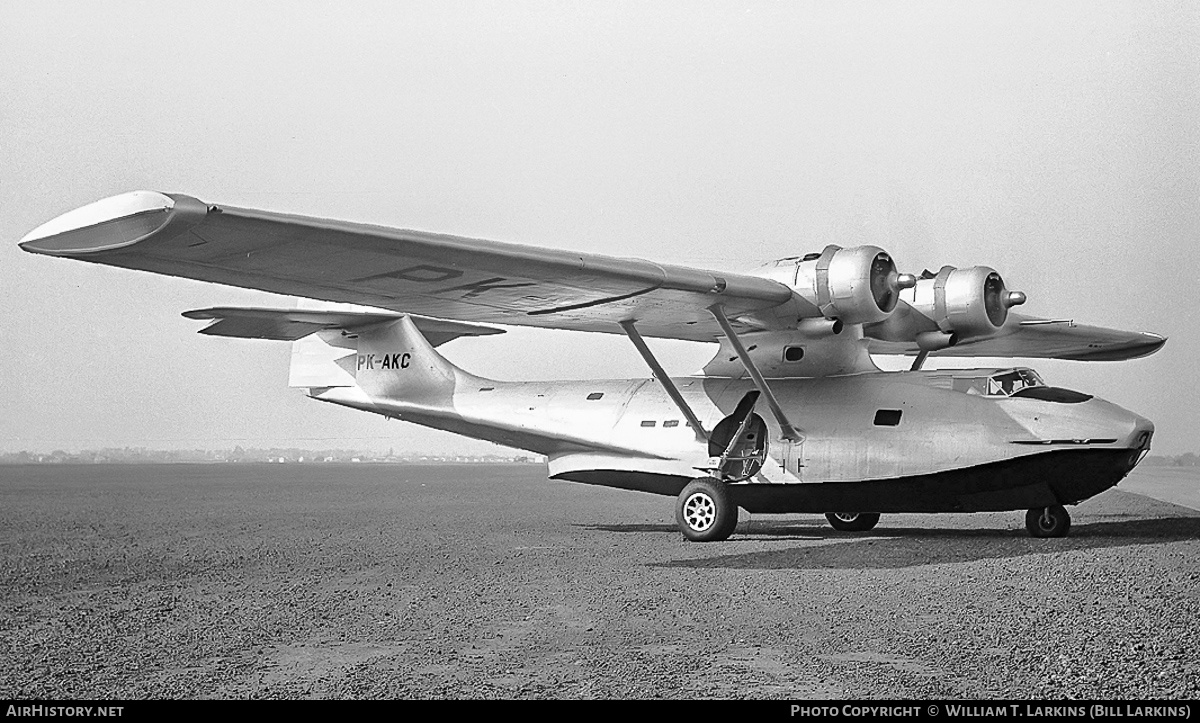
[
  {"x1": 619, "y1": 320, "x2": 709, "y2": 442},
  {"x1": 707, "y1": 304, "x2": 803, "y2": 442}
]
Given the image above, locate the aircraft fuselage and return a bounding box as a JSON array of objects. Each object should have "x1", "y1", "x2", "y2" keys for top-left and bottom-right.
[{"x1": 311, "y1": 364, "x2": 1152, "y2": 517}]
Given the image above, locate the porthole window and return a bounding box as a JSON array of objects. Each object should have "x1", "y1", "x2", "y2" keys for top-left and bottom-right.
[
  {"x1": 663, "y1": 420, "x2": 680, "y2": 428},
  {"x1": 640, "y1": 420, "x2": 657, "y2": 427},
  {"x1": 586, "y1": 392, "x2": 604, "y2": 400},
  {"x1": 874, "y1": 409, "x2": 902, "y2": 426},
  {"x1": 783, "y1": 346, "x2": 804, "y2": 362}
]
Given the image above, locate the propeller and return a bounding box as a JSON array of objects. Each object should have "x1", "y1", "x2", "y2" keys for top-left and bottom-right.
[
  {"x1": 868, "y1": 252, "x2": 918, "y2": 314},
  {"x1": 982, "y1": 271, "x2": 1027, "y2": 327}
]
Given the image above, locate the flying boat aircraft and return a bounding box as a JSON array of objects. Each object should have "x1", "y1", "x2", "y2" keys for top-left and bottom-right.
[{"x1": 19, "y1": 191, "x2": 1166, "y2": 540}]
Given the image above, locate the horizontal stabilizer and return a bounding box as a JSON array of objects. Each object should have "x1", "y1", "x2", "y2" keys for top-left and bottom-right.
[{"x1": 182, "y1": 306, "x2": 504, "y2": 346}]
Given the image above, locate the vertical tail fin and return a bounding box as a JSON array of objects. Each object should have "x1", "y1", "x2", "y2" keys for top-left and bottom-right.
[
  {"x1": 289, "y1": 328, "x2": 359, "y2": 388},
  {"x1": 351, "y1": 315, "x2": 463, "y2": 404}
]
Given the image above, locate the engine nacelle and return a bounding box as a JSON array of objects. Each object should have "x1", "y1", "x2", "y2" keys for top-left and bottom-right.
[
  {"x1": 790, "y1": 245, "x2": 915, "y2": 326},
  {"x1": 908, "y1": 265, "x2": 1026, "y2": 338}
]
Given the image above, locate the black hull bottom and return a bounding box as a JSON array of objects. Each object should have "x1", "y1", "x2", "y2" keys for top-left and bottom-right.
[{"x1": 552, "y1": 448, "x2": 1142, "y2": 514}]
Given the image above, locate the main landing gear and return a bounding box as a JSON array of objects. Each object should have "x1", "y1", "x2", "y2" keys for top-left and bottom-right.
[
  {"x1": 1026, "y1": 504, "x2": 1070, "y2": 538},
  {"x1": 676, "y1": 478, "x2": 739, "y2": 542},
  {"x1": 674, "y1": 391, "x2": 769, "y2": 542}
]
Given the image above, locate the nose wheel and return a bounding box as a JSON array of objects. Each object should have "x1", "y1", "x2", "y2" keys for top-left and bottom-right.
[
  {"x1": 1025, "y1": 504, "x2": 1070, "y2": 538},
  {"x1": 824, "y1": 512, "x2": 881, "y2": 532}
]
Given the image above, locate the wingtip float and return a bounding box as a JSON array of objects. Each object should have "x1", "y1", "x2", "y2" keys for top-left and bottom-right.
[{"x1": 19, "y1": 190, "x2": 194, "y2": 256}]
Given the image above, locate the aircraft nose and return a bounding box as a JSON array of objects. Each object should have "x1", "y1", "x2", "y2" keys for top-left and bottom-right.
[
  {"x1": 1129, "y1": 417, "x2": 1154, "y2": 451},
  {"x1": 1121, "y1": 416, "x2": 1154, "y2": 472}
]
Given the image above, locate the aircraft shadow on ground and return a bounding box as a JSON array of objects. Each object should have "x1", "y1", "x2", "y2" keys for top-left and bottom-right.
[{"x1": 583, "y1": 514, "x2": 1200, "y2": 570}]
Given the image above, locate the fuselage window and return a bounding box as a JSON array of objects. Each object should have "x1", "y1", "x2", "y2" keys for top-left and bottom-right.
[
  {"x1": 783, "y1": 346, "x2": 805, "y2": 362},
  {"x1": 586, "y1": 392, "x2": 604, "y2": 400},
  {"x1": 663, "y1": 420, "x2": 679, "y2": 428},
  {"x1": 874, "y1": 409, "x2": 902, "y2": 426},
  {"x1": 640, "y1": 420, "x2": 656, "y2": 427}
]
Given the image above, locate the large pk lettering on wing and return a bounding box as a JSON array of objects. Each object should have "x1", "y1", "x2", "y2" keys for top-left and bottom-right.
[{"x1": 354, "y1": 265, "x2": 536, "y2": 300}]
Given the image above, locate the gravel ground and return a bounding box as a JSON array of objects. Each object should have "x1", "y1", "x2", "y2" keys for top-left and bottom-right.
[{"x1": 1, "y1": 463, "x2": 1198, "y2": 700}]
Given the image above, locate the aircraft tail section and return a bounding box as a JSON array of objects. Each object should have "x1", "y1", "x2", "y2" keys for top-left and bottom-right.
[
  {"x1": 289, "y1": 327, "x2": 359, "y2": 388},
  {"x1": 350, "y1": 314, "x2": 471, "y2": 405},
  {"x1": 182, "y1": 301, "x2": 501, "y2": 398},
  {"x1": 288, "y1": 313, "x2": 494, "y2": 406}
]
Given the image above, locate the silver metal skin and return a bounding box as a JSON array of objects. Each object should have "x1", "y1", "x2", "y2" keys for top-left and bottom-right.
[{"x1": 18, "y1": 191, "x2": 1167, "y2": 539}]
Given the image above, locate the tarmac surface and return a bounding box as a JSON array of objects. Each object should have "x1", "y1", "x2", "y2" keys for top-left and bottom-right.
[
  {"x1": 1, "y1": 462, "x2": 1198, "y2": 699},
  {"x1": 1118, "y1": 466, "x2": 1200, "y2": 513}
]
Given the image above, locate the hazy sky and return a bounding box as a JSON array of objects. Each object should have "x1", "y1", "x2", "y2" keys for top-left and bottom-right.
[{"x1": 2, "y1": 1, "x2": 1197, "y2": 455}]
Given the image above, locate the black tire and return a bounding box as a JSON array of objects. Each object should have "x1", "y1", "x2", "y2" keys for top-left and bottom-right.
[
  {"x1": 824, "y1": 512, "x2": 881, "y2": 532},
  {"x1": 1026, "y1": 505, "x2": 1071, "y2": 538},
  {"x1": 676, "y1": 478, "x2": 738, "y2": 542}
]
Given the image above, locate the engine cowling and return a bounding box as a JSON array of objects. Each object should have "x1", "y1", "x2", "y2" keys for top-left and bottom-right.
[
  {"x1": 791, "y1": 245, "x2": 916, "y2": 326},
  {"x1": 909, "y1": 265, "x2": 1026, "y2": 338}
]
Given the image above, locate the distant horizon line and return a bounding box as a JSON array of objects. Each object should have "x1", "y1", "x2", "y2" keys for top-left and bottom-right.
[
  {"x1": 0, "y1": 444, "x2": 524, "y2": 454},
  {"x1": 0, "y1": 447, "x2": 544, "y2": 463}
]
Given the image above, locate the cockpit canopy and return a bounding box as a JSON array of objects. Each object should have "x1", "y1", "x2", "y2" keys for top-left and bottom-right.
[
  {"x1": 982, "y1": 369, "x2": 1044, "y2": 397},
  {"x1": 922, "y1": 367, "x2": 1093, "y2": 403},
  {"x1": 920, "y1": 367, "x2": 1045, "y2": 397}
]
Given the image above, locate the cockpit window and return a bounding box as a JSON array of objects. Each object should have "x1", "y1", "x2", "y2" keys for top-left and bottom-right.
[{"x1": 985, "y1": 369, "x2": 1044, "y2": 397}]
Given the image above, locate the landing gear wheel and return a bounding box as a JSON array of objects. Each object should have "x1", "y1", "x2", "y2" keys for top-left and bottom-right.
[
  {"x1": 676, "y1": 478, "x2": 738, "y2": 542},
  {"x1": 824, "y1": 512, "x2": 881, "y2": 532},
  {"x1": 1026, "y1": 505, "x2": 1071, "y2": 538}
]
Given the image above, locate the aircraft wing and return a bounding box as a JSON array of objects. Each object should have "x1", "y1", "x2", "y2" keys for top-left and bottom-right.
[
  {"x1": 18, "y1": 191, "x2": 798, "y2": 343},
  {"x1": 865, "y1": 313, "x2": 1166, "y2": 361},
  {"x1": 20, "y1": 190, "x2": 1164, "y2": 366}
]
